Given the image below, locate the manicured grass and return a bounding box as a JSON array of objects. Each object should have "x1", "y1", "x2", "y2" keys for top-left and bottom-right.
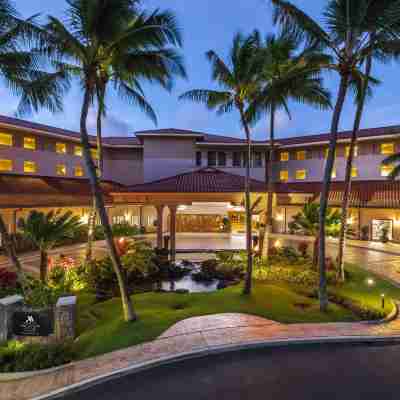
[{"x1": 75, "y1": 282, "x2": 356, "y2": 359}]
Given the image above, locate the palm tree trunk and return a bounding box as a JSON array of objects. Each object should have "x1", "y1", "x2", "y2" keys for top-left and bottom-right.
[
  {"x1": 240, "y1": 107, "x2": 254, "y2": 295},
  {"x1": 85, "y1": 203, "x2": 96, "y2": 263},
  {"x1": 313, "y1": 235, "x2": 319, "y2": 268},
  {"x1": 0, "y1": 214, "x2": 25, "y2": 284},
  {"x1": 80, "y1": 84, "x2": 136, "y2": 322},
  {"x1": 262, "y1": 104, "x2": 275, "y2": 258},
  {"x1": 318, "y1": 74, "x2": 349, "y2": 312},
  {"x1": 40, "y1": 250, "x2": 48, "y2": 282},
  {"x1": 337, "y1": 55, "x2": 372, "y2": 281}
]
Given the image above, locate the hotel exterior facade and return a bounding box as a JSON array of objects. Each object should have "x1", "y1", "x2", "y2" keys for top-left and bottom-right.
[{"x1": 0, "y1": 114, "x2": 400, "y2": 247}]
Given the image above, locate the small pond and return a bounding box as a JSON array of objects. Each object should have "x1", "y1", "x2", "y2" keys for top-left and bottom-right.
[{"x1": 160, "y1": 261, "x2": 220, "y2": 293}]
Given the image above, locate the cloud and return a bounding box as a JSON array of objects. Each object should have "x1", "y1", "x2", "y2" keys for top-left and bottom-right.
[{"x1": 86, "y1": 109, "x2": 134, "y2": 136}]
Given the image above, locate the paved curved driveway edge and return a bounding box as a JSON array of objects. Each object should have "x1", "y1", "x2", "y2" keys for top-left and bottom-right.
[{"x1": 2, "y1": 309, "x2": 400, "y2": 400}]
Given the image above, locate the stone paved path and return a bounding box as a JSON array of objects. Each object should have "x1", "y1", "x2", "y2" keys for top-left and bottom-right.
[{"x1": 2, "y1": 311, "x2": 400, "y2": 400}]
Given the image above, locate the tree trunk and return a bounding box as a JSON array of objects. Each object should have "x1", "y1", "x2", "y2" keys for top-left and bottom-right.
[
  {"x1": 0, "y1": 214, "x2": 25, "y2": 284},
  {"x1": 262, "y1": 105, "x2": 275, "y2": 258},
  {"x1": 80, "y1": 84, "x2": 136, "y2": 322},
  {"x1": 240, "y1": 107, "x2": 254, "y2": 295},
  {"x1": 313, "y1": 236, "x2": 319, "y2": 268},
  {"x1": 40, "y1": 250, "x2": 48, "y2": 282},
  {"x1": 318, "y1": 74, "x2": 349, "y2": 312},
  {"x1": 85, "y1": 200, "x2": 96, "y2": 264},
  {"x1": 337, "y1": 55, "x2": 372, "y2": 281}
]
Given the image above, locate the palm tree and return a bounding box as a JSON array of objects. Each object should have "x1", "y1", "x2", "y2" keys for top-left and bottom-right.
[
  {"x1": 43, "y1": 0, "x2": 185, "y2": 321},
  {"x1": 248, "y1": 31, "x2": 331, "y2": 257},
  {"x1": 270, "y1": 0, "x2": 400, "y2": 311},
  {"x1": 382, "y1": 151, "x2": 400, "y2": 179},
  {"x1": 289, "y1": 203, "x2": 341, "y2": 267},
  {"x1": 18, "y1": 211, "x2": 82, "y2": 282},
  {"x1": 0, "y1": 0, "x2": 69, "y2": 283},
  {"x1": 180, "y1": 32, "x2": 261, "y2": 295}
]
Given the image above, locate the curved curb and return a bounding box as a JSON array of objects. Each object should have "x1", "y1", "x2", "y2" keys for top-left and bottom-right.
[
  {"x1": 32, "y1": 334, "x2": 400, "y2": 400},
  {"x1": 363, "y1": 300, "x2": 398, "y2": 325}
]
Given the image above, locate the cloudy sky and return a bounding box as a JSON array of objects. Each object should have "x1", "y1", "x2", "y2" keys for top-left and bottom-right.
[{"x1": 10, "y1": 0, "x2": 400, "y2": 140}]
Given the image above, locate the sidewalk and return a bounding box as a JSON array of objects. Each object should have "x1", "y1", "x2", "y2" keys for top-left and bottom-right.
[{"x1": 1, "y1": 311, "x2": 400, "y2": 400}]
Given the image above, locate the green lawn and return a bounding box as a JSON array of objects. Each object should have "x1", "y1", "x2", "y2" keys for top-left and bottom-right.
[{"x1": 73, "y1": 263, "x2": 400, "y2": 360}]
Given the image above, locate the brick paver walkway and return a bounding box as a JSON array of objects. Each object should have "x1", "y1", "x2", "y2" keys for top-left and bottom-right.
[{"x1": 2, "y1": 311, "x2": 400, "y2": 400}]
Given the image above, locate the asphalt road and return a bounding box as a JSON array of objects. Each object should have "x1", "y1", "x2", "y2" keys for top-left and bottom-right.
[{"x1": 61, "y1": 343, "x2": 400, "y2": 400}]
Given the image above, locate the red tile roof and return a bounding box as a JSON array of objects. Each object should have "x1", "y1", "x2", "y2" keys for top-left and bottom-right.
[{"x1": 121, "y1": 168, "x2": 267, "y2": 193}]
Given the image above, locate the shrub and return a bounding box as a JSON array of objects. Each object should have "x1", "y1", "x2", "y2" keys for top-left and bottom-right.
[
  {"x1": 24, "y1": 279, "x2": 61, "y2": 307},
  {"x1": 254, "y1": 266, "x2": 319, "y2": 287},
  {"x1": 112, "y1": 223, "x2": 140, "y2": 238},
  {"x1": 0, "y1": 341, "x2": 74, "y2": 372},
  {"x1": 48, "y1": 261, "x2": 87, "y2": 293}
]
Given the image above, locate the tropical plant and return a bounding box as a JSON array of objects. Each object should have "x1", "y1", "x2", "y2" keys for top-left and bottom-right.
[
  {"x1": 0, "y1": 0, "x2": 70, "y2": 283},
  {"x1": 270, "y1": 0, "x2": 400, "y2": 310},
  {"x1": 43, "y1": 0, "x2": 185, "y2": 321},
  {"x1": 18, "y1": 210, "x2": 82, "y2": 282},
  {"x1": 289, "y1": 203, "x2": 341, "y2": 267},
  {"x1": 247, "y1": 30, "x2": 331, "y2": 256},
  {"x1": 179, "y1": 32, "x2": 261, "y2": 295}
]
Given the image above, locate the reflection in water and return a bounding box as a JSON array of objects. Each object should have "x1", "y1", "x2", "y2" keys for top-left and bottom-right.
[{"x1": 161, "y1": 274, "x2": 219, "y2": 293}]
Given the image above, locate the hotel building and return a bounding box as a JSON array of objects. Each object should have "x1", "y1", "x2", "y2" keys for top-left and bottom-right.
[{"x1": 0, "y1": 115, "x2": 400, "y2": 249}]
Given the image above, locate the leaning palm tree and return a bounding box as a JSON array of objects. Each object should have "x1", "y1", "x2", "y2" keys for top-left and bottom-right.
[
  {"x1": 382, "y1": 152, "x2": 400, "y2": 179},
  {"x1": 43, "y1": 0, "x2": 185, "y2": 321},
  {"x1": 0, "y1": 0, "x2": 69, "y2": 283},
  {"x1": 248, "y1": 30, "x2": 331, "y2": 257},
  {"x1": 270, "y1": 0, "x2": 400, "y2": 311},
  {"x1": 180, "y1": 32, "x2": 261, "y2": 295},
  {"x1": 18, "y1": 211, "x2": 82, "y2": 282}
]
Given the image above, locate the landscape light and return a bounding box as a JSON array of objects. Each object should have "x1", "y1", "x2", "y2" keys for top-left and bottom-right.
[{"x1": 366, "y1": 278, "x2": 375, "y2": 287}]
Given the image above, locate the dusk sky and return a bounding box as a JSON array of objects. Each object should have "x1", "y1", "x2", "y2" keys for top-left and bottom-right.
[{"x1": 10, "y1": 0, "x2": 400, "y2": 140}]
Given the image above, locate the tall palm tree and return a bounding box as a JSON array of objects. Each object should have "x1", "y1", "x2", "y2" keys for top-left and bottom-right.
[
  {"x1": 43, "y1": 0, "x2": 185, "y2": 321},
  {"x1": 248, "y1": 31, "x2": 331, "y2": 257},
  {"x1": 0, "y1": 0, "x2": 69, "y2": 283},
  {"x1": 180, "y1": 32, "x2": 261, "y2": 295},
  {"x1": 18, "y1": 211, "x2": 82, "y2": 282},
  {"x1": 270, "y1": 0, "x2": 400, "y2": 311}
]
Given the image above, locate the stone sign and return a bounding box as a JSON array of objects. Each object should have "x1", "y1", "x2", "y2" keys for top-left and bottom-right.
[{"x1": 13, "y1": 310, "x2": 54, "y2": 337}]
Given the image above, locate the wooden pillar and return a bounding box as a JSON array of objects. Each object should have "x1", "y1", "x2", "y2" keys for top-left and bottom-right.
[
  {"x1": 139, "y1": 206, "x2": 143, "y2": 227},
  {"x1": 169, "y1": 205, "x2": 177, "y2": 263},
  {"x1": 156, "y1": 205, "x2": 165, "y2": 249}
]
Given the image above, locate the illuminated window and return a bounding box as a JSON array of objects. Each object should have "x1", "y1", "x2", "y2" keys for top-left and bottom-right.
[
  {"x1": 0, "y1": 159, "x2": 12, "y2": 171},
  {"x1": 280, "y1": 170, "x2": 289, "y2": 181},
  {"x1": 24, "y1": 161, "x2": 37, "y2": 173},
  {"x1": 351, "y1": 167, "x2": 358, "y2": 178},
  {"x1": 56, "y1": 142, "x2": 67, "y2": 154},
  {"x1": 331, "y1": 168, "x2": 337, "y2": 179},
  {"x1": 296, "y1": 150, "x2": 306, "y2": 161},
  {"x1": 0, "y1": 133, "x2": 12, "y2": 146},
  {"x1": 381, "y1": 165, "x2": 394, "y2": 177},
  {"x1": 381, "y1": 143, "x2": 395, "y2": 155},
  {"x1": 74, "y1": 165, "x2": 84, "y2": 177},
  {"x1": 345, "y1": 145, "x2": 358, "y2": 158},
  {"x1": 90, "y1": 148, "x2": 99, "y2": 160},
  {"x1": 24, "y1": 137, "x2": 36, "y2": 150},
  {"x1": 296, "y1": 169, "x2": 307, "y2": 180},
  {"x1": 56, "y1": 164, "x2": 67, "y2": 176},
  {"x1": 74, "y1": 145, "x2": 83, "y2": 157},
  {"x1": 280, "y1": 152, "x2": 289, "y2": 162}
]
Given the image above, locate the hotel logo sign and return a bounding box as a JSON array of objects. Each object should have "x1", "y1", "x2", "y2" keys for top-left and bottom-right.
[{"x1": 13, "y1": 310, "x2": 54, "y2": 337}]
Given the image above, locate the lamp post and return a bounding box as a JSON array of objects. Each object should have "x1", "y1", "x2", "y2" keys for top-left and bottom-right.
[{"x1": 381, "y1": 293, "x2": 385, "y2": 309}]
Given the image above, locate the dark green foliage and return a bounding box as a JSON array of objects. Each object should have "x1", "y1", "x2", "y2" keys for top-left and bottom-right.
[{"x1": 0, "y1": 341, "x2": 74, "y2": 372}]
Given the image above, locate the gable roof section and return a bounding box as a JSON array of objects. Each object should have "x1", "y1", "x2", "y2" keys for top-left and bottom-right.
[{"x1": 121, "y1": 168, "x2": 267, "y2": 193}]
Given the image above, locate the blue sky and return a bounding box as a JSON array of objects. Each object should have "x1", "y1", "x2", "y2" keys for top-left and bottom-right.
[{"x1": 10, "y1": 0, "x2": 400, "y2": 140}]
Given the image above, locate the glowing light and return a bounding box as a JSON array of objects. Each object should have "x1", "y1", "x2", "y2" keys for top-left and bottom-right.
[
  {"x1": 276, "y1": 214, "x2": 284, "y2": 222},
  {"x1": 274, "y1": 240, "x2": 282, "y2": 248},
  {"x1": 118, "y1": 237, "x2": 126, "y2": 245},
  {"x1": 347, "y1": 217, "x2": 354, "y2": 225},
  {"x1": 366, "y1": 278, "x2": 375, "y2": 287},
  {"x1": 178, "y1": 205, "x2": 187, "y2": 211},
  {"x1": 80, "y1": 214, "x2": 89, "y2": 224}
]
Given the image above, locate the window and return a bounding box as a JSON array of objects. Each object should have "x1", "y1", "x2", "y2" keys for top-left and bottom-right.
[
  {"x1": 351, "y1": 167, "x2": 358, "y2": 178},
  {"x1": 218, "y1": 152, "x2": 226, "y2": 167},
  {"x1": 242, "y1": 152, "x2": 248, "y2": 167},
  {"x1": 24, "y1": 161, "x2": 37, "y2": 173},
  {"x1": 233, "y1": 152, "x2": 241, "y2": 167},
  {"x1": 295, "y1": 169, "x2": 307, "y2": 180},
  {"x1": 207, "y1": 151, "x2": 217, "y2": 167},
  {"x1": 196, "y1": 151, "x2": 202, "y2": 167},
  {"x1": 280, "y1": 170, "x2": 289, "y2": 181},
  {"x1": 345, "y1": 145, "x2": 358, "y2": 158},
  {"x1": 331, "y1": 168, "x2": 337, "y2": 179},
  {"x1": 74, "y1": 165, "x2": 84, "y2": 177},
  {"x1": 24, "y1": 137, "x2": 36, "y2": 150},
  {"x1": 296, "y1": 150, "x2": 306, "y2": 161},
  {"x1": 0, "y1": 133, "x2": 12, "y2": 146},
  {"x1": 74, "y1": 145, "x2": 83, "y2": 157},
  {"x1": 56, "y1": 142, "x2": 67, "y2": 154},
  {"x1": 253, "y1": 152, "x2": 262, "y2": 168},
  {"x1": 90, "y1": 148, "x2": 99, "y2": 160},
  {"x1": 0, "y1": 159, "x2": 12, "y2": 171},
  {"x1": 381, "y1": 165, "x2": 394, "y2": 177},
  {"x1": 381, "y1": 143, "x2": 395, "y2": 155},
  {"x1": 280, "y1": 151, "x2": 289, "y2": 162},
  {"x1": 56, "y1": 164, "x2": 67, "y2": 176}
]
